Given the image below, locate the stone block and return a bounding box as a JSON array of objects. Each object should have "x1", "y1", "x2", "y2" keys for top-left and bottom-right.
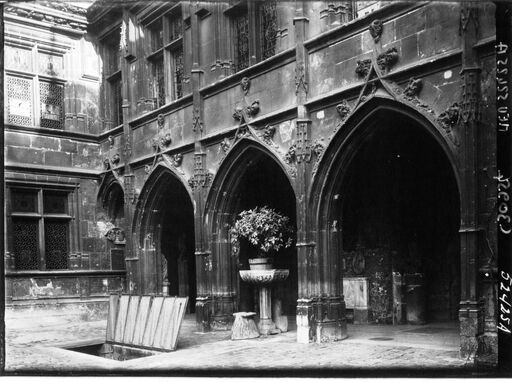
[
  {"x1": 400, "y1": 34, "x2": 419, "y2": 66},
  {"x1": 395, "y1": 8, "x2": 426, "y2": 40},
  {"x1": 31, "y1": 135, "x2": 59, "y2": 151},
  {"x1": 45, "y1": 150, "x2": 72, "y2": 167},
  {"x1": 353, "y1": 308, "x2": 370, "y2": 324},
  {"x1": 61, "y1": 139, "x2": 78, "y2": 153},
  {"x1": 6, "y1": 146, "x2": 44, "y2": 165},
  {"x1": 417, "y1": 29, "x2": 436, "y2": 59},
  {"x1": 89, "y1": 252, "x2": 101, "y2": 270},
  {"x1": 5, "y1": 131, "x2": 31, "y2": 147}
]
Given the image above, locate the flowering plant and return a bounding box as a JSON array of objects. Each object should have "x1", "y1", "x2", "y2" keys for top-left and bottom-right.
[{"x1": 230, "y1": 206, "x2": 294, "y2": 257}]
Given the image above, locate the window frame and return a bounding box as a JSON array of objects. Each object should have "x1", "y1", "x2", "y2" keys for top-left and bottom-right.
[
  {"x1": 6, "y1": 184, "x2": 77, "y2": 272},
  {"x1": 4, "y1": 42, "x2": 67, "y2": 130},
  {"x1": 101, "y1": 29, "x2": 123, "y2": 128}
]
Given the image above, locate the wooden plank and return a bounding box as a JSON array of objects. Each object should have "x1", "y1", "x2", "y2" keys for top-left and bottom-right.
[
  {"x1": 153, "y1": 296, "x2": 175, "y2": 348},
  {"x1": 114, "y1": 294, "x2": 130, "y2": 343},
  {"x1": 141, "y1": 296, "x2": 164, "y2": 348},
  {"x1": 106, "y1": 294, "x2": 119, "y2": 342},
  {"x1": 122, "y1": 295, "x2": 140, "y2": 344},
  {"x1": 132, "y1": 296, "x2": 151, "y2": 347},
  {"x1": 164, "y1": 297, "x2": 187, "y2": 350},
  {"x1": 170, "y1": 297, "x2": 188, "y2": 350}
]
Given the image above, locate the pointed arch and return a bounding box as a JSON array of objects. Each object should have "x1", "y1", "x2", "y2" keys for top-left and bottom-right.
[{"x1": 310, "y1": 95, "x2": 462, "y2": 228}]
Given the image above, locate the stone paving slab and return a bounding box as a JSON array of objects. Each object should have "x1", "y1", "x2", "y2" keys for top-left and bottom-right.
[{"x1": 4, "y1": 310, "x2": 474, "y2": 375}]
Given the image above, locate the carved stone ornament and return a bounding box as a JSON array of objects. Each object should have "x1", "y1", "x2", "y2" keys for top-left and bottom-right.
[
  {"x1": 285, "y1": 143, "x2": 297, "y2": 164},
  {"x1": 233, "y1": 105, "x2": 244, "y2": 121},
  {"x1": 295, "y1": 62, "x2": 308, "y2": 95},
  {"x1": 404, "y1": 77, "x2": 423, "y2": 98},
  {"x1": 312, "y1": 139, "x2": 325, "y2": 158},
  {"x1": 159, "y1": 132, "x2": 172, "y2": 147},
  {"x1": 111, "y1": 153, "x2": 121, "y2": 165},
  {"x1": 192, "y1": 108, "x2": 203, "y2": 132},
  {"x1": 171, "y1": 153, "x2": 183, "y2": 167},
  {"x1": 4, "y1": 5, "x2": 87, "y2": 31},
  {"x1": 377, "y1": 47, "x2": 399, "y2": 72},
  {"x1": 105, "y1": 227, "x2": 126, "y2": 244},
  {"x1": 369, "y1": 19, "x2": 383, "y2": 42},
  {"x1": 108, "y1": 135, "x2": 115, "y2": 147},
  {"x1": 241, "y1": 77, "x2": 251, "y2": 95},
  {"x1": 103, "y1": 158, "x2": 111, "y2": 170},
  {"x1": 220, "y1": 138, "x2": 231, "y2": 153},
  {"x1": 336, "y1": 100, "x2": 351, "y2": 121},
  {"x1": 261, "y1": 125, "x2": 276, "y2": 144},
  {"x1": 355, "y1": 59, "x2": 372, "y2": 77},
  {"x1": 247, "y1": 100, "x2": 260, "y2": 117},
  {"x1": 144, "y1": 164, "x2": 152, "y2": 174},
  {"x1": 438, "y1": 103, "x2": 461, "y2": 131},
  {"x1": 157, "y1": 113, "x2": 165, "y2": 128}
]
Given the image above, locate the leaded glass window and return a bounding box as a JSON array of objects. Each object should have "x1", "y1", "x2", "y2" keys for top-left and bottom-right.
[
  {"x1": 234, "y1": 12, "x2": 250, "y2": 72},
  {"x1": 13, "y1": 219, "x2": 40, "y2": 270},
  {"x1": 169, "y1": 13, "x2": 183, "y2": 42},
  {"x1": 259, "y1": 0, "x2": 278, "y2": 60},
  {"x1": 44, "y1": 220, "x2": 69, "y2": 270},
  {"x1": 40, "y1": 81, "x2": 64, "y2": 129},
  {"x1": 9, "y1": 187, "x2": 73, "y2": 272},
  {"x1": 6, "y1": 75, "x2": 33, "y2": 127},
  {"x1": 172, "y1": 47, "x2": 184, "y2": 100},
  {"x1": 153, "y1": 58, "x2": 166, "y2": 107}
]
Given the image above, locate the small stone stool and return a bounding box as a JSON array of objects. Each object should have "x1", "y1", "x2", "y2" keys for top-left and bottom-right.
[{"x1": 231, "y1": 312, "x2": 260, "y2": 340}]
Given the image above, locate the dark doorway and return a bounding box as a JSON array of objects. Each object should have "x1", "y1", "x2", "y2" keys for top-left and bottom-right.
[
  {"x1": 145, "y1": 171, "x2": 196, "y2": 312},
  {"x1": 338, "y1": 111, "x2": 460, "y2": 324},
  {"x1": 223, "y1": 148, "x2": 297, "y2": 317}
]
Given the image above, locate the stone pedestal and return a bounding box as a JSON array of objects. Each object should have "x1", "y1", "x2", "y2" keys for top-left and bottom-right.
[
  {"x1": 239, "y1": 269, "x2": 289, "y2": 336},
  {"x1": 231, "y1": 312, "x2": 259, "y2": 340}
]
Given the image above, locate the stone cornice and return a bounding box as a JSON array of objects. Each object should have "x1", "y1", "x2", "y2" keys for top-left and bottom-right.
[{"x1": 4, "y1": 3, "x2": 88, "y2": 33}]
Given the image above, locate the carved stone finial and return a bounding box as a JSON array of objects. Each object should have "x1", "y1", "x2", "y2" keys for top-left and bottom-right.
[
  {"x1": 377, "y1": 47, "x2": 399, "y2": 72},
  {"x1": 336, "y1": 100, "x2": 351, "y2": 121},
  {"x1": 369, "y1": 19, "x2": 383, "y2": 42},
  {"x1": 157, "y1": 114, "x2": 165, "y2": 128},
  {"x1": 404, "y1": 78, "x2": 423, "y2": 98},
  {"x1": 240, "y1": 77, "x2": 251, "y2": 95},
  {"x1": 355, "y1": 59, "x2": 372, "y2": 77}
]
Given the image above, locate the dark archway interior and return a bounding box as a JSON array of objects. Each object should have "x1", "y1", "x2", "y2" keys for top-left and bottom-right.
[
  {"x1": 224, "y1": 148, "x2": 297, "y2": 316},
  {"x1": 150, "y1": 172, "x2": 196, "y2": 312},
  {"x1": 338, "y1": 111, "x2": 460, "y2": 323}
]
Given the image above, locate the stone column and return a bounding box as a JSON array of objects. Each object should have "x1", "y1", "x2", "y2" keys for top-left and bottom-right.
[
  {"x1": 189, "y1": 3, "x2": 215, "y2": 332},
  {"x1": 458, "y1": 3, "x2": 484, "y2": 361}
]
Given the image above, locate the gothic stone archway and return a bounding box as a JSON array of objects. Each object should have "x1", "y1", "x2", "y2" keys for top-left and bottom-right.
[{"x1": 205, "y1": 140, "x2": 298, "y2": 330}]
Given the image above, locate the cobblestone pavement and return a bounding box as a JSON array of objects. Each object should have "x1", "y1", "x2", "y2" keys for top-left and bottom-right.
[{"x1": 4, "y1": 309, "x2": 476, "y2": 376}]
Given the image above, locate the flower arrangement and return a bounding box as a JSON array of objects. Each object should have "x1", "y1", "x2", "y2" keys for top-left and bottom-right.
[{"x1": 230, "y1": 206, "x2": 294, "y2": 258}]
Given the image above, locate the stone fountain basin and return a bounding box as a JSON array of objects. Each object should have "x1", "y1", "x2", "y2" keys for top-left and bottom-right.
[{"x1": 239, "y1": 269, "x2": 289, "y2": 285}]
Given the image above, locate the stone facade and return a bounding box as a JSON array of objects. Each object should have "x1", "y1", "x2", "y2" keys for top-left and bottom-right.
[{"x1": 4, "y1": 1, "x2": 500, "y2": 366}]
